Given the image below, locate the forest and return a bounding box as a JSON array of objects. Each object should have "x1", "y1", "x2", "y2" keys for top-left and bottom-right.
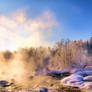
[{"x1": 1, "y1": 37, "x2": 92, "y2": 75}]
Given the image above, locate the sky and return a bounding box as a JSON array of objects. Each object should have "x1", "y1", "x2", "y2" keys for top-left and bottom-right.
[{"x1": 0, "y1": 0, "x2": 92, "y2": 50}]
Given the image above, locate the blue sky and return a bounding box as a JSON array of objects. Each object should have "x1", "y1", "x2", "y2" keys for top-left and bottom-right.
[
  {"x1": 0, "y1": 0, "x2": 92, "y2": 40},
  {"x1": 0, "y1": 0, "x2": 92, "y2": 50}
]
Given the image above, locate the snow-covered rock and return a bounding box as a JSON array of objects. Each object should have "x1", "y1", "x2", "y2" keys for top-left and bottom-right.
[
  {"x1": 74, "y1": 71, "x2": 85, "y2": 76},
  {"x1": 60, "y1": 66, "x2": 92, "y2": 89},
  {"x1": 82, "y1": 82, "x2": 92, "y2": 89},
  {"x1": 84, "y1": 66, "x2": 92, "y2": 71},
  {"x1": 70, "y1": 68, "x2": 83, "y2": 73},
  {"x1": 70, "y1": 68, "x2": 86, "y2": 76},
  {"x1": 84, "y1": 76, "x2": 92, "y2": 81},
  {"x1": 69, "y1": 81, "x2": 85, "y2": 88},
  {"x1": 61, "y1": 74, "x2": 83, "y2": 86},
  {"x1": 84, "y1": 71, "x2": 92, "y2": 76}
]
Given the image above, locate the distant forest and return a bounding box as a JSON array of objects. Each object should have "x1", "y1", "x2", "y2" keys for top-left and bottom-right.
[{"x1": 1, "y1": 37, "x2": 92, "y2": 75}]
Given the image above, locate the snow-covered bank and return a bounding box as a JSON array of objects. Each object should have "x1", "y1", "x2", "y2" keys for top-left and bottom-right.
[
  {"x1": 60, "y1": 66, "x2": 92, "y2": 89},
  {"x1": 1, "y1": 66, "x2": 92, "y2": 92}
]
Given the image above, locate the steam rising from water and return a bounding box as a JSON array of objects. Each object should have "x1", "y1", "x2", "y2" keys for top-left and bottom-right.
[
  {"x1": 0, "y1": 52, "x2": 29, "y2": 85},
  {"x1": 0, "y1": 10, "x2": 58, "y2": 86}
]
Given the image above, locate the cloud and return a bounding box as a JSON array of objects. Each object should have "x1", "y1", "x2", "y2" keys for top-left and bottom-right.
[
  {"x1": 0, "y1": 10, "x2": 58, "y2": 51},
  {"x1": 12, "y1": 10, "x2": 26, "y2": 23}
]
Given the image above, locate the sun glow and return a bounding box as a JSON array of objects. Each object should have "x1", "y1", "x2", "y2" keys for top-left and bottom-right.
[{"x1": 0, "y1": 10, "x2": 58, "y2": 51}]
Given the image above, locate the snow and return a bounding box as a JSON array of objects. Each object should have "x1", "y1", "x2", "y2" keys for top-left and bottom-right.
[
  {"x1": 84, "y1": 66, "x2": 92, "y2": 71},
  {"x1": 84, "y1": 71, "x2": 92, "y2": 76},
  {"x1": 69, "y1": 68, "x2": 86, "y2": 76},
  {"x1": 60, "y1": 66, "x2": 92, "y2": 89},
  {"x1": 83, "y1": 82, "x2": 92, "y2": 89},
  {"x1": 61, "y1": 74, "x2": 83, "y2": 86},
  {"x1": 84, "y1": 76, "x2": 92, "y2": 81}
]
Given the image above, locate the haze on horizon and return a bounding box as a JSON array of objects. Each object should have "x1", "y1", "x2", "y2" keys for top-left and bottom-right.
[{"x1": 0, "y1": 0, "x2": 92, "y2": 51}]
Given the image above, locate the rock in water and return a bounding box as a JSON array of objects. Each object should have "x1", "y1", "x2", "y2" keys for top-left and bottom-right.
[
  {"x1": 40, "y1": 87, "x2": 48, "y2": 92},
  {"x1": 0, "y1": 80, "x2": 13, "y2": 87}
]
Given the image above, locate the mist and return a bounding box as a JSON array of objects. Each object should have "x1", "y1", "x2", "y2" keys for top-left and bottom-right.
[
  {"x1": 0, "y1": 39, "x2": 91, "y2": 84},
  {"x1": 0, "y1": 10, "x2": 58, "y2": 51}
]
